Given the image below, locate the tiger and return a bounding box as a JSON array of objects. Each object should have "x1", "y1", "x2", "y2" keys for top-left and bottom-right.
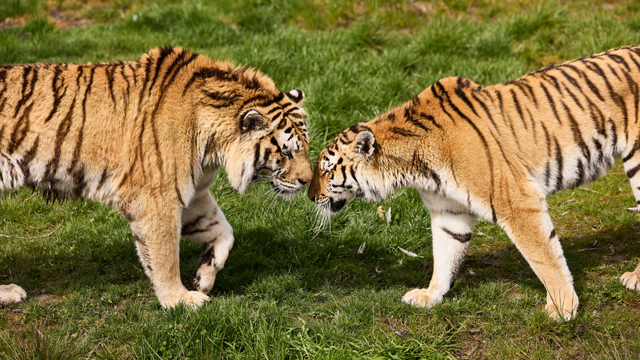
[
  {"x1": 307, "y1": 46, "x2": 640, "y2": 320},
  {"x1": 0, "y1": 46, "x2": 313, "y2": 309}
]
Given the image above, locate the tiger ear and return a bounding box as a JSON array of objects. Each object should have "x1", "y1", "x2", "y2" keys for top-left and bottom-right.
[
  {"x1": 285, "y1": 89, "x2": 305, "y2": 105},
  {"x1": 240, "y1": 110, "x2": 267, "y2": 133},
  {"x1": 354, "y1": 130, "x2": 375, "y2": 158}
]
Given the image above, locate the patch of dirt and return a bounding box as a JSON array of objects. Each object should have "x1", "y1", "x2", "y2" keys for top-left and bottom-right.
[
  {"x1": 47, "y1": 8, "x2": 93, "y2": 29},
  {"x1": 1, "y1": 1, "x2": 126, "y2": 29},
  {"x1": 408, "y1": 2, "x2": 436, "y2": 15},
  {"x1": 0, "y1": 17, "x2": 26, "y2": 29},
  {"x1": 35, "y1": 293, "x2": 61, "y2": 303}
]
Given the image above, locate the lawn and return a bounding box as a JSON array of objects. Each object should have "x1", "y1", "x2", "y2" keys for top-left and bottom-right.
[{"x1": 2, "y1": 0, "x2": 640, "y2": 358}]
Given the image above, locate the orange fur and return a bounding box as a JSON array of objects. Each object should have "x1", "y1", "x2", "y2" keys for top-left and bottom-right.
[
  {"x1": 309, "y1": 46, "x2": 640, "y2": 320},
  {"x1": 0, "y1": 47, "x2": 312, "y2": 308}
]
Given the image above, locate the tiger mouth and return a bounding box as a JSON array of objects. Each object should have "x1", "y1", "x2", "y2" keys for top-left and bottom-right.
[
  {"x1": 329, "y1": 198, "x2": 346, "y2": 212},
  {"x1": 270, "y1": 182, "x2": 301, "y2": 198}
]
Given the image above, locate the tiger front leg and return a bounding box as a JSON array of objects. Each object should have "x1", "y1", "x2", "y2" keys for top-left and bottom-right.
[
  {"x1": 128, "y1": 206, "x2": 209, "y2": 309},
  {"x1": 181, "y1": 191, "x2": 234, "y2": 294},
  {"x1": 620, "y1": 262, "x2": 640, "y2": 291},
  {"x1": 402, "y1": 210, "x2": 475, "y2": 308}
]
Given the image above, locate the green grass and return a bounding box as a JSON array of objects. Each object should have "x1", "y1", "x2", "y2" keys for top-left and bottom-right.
[{"x1": 2, "y1": 0, "x2": 640, "y2": 358}]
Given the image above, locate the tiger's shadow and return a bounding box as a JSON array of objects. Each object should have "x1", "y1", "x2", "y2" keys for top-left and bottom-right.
[
  {"x1": 209, "y1": 221, "x2": 640, "y2": 300},
  {"x1": 2, "y1": 219, "x2": 638, "y2": 305}
]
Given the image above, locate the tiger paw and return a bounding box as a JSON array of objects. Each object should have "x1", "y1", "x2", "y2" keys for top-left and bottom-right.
[
  {"x1": 192, "y1": 266, "x2": 218, "y2": 295},
  {"x1": 0, "y1": 284, "x2": 27, "y2": 306},
  {"x1": 621, "y1": 271, "x2": 640, "y2": 291},
  {"x1": 545, "y1": 293, "x2": 579, "y2": 321},
  {"x1": 401, "y1": 289, "x2": 440, "y2": 308},
  {"x1": 161, "y1": 290, "x2": 210, "y2": 309}
]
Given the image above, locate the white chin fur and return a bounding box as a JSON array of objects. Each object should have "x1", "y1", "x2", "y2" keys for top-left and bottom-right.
[{"x1": 226, "y1": 164, "x2": 254, "y2": 194}]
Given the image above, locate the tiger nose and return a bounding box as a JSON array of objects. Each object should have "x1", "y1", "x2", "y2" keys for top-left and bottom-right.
[
  {"x1": 298, "y1": 177, "x2": 311, "y2": 185},
  {"x1": 309, "y1": 194, "x2": 316, "y2": 202}
]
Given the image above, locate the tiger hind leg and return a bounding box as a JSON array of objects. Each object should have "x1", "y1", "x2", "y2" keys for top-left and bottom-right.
[
  {"x1": 181, "y1": 191, "x2": 234, "y2": 295},
  {"x1": 0, "y1": 284, "x2": 27, "y2": 306},
  {"x1": 621, "y1": 159, "x2": 640, "y2": 291},
  {"x1": 499, "y1": 190, "x2": 578, "y2": 320}
]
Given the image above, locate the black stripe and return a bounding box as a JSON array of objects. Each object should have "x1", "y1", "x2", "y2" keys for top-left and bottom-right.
[
  {"x1": 562, "y1": 103, "x2": 590, "y2": 162},
  {"x1": 510, "y1": 89, "x2": 527, "y2": 130},
  {"x1": 540, "y1": 122, "x2": 550, "y2": 157},
  {"x1": 71, "y1": 67, "x2": 92, "y2": 172},
  {"x1": 557, "y1": 67, "x2": 583, "y2": 91},
  {"x1": 584, "y1": 96, "x2": 606, "y2": 136},
  {"x1": 622, "y1": 70, "x2": 639, "y2": 124},
  {"x1": 454, "y1": 82, "x2": 479, "y2": 117},
  {"x1": 607, "y1": 63, "x2": 622, "y2": 82},
  {"x1": 594, "y1": 135, "x2": 603, "y2": 159},
  {"x1": 515, "y1": 80, "x2": 538, "y2": 107},
  {"x1": 625, "y1": 49, "x2": 640, "y2": 74},
  {"x1": 623, "y1": 137, "x2": 640, "y2": 163},
  {"x1": 121, "y1": 66, "x2": 130, "y2": 116},
  {"x1": 183, "y1": 221, "x2": 219, "y2": 236},
  {"x1": 13, "y1": 67, "x2": 33, "y2": 117},
  {"x1": 607, "y1": 53, "x2": 631, "y2": 72},
  {"x1": 540, "y1": 83, "x2": 561, "y2": 124},
  {"x1": 72, "y1": 165, "x2": 86, "y2": 198},
  {"x1": 253, "y1": 143, "x2": 261, "y2": 167},
  {"x1": 553, "y1": 137, "x2": 563, "y2": 192},
  {"x1": 262, "y1": 147, "x2": 272, "y2": 163},
  {"x1": 157, "y1": 49, "x2": 186, "y2": 91},
  {"x1": 148, "y1": 47, "x2": 174, "y2": 97},
  {"x1": 560, "y1": 83, "x2": 583, "y2": 110},
  {"x1": 543, "y1": 161, "x2": 550, "y2": 188},
  {"x1": 471, "y1": 92, "x2": 499, "y2": 132},
  {"x1": 627, "y1": 163, "x2": 640, "y2": 179},
  {"x1": 442, "y1": 228, "x2": 472, "y2": 243},
  {"x1": 270, "y1": 137, "x2": 281, "y2": 152},
  {"x1": 97, "y1": 168, "x2": 108, "y2": 190},
  {"x1": 181, "y1": 215, "x2": 205, "y2": 234},
  {"x1": 574, "y1": 65, "x2": 605, "y2": 102},
  {"x1": 389, "y1": 127, "x2": 419, "y2": 137},
  {"x1": 138, "y1": 57, "x2": 152, "y2": 111},
  {"x1": 21, "y1": 136, "x2": 40, "y2": 182},
  {"x1": 175, "y1": 182, "x2": 185, "y2": 207},
  {"x1": 166, "y1": 52, "x2": 198, "y2": 94},
  {"x1": 45, "y1": 94, "x2": 77, "y2": 183},
  {"x1": 431, "y1": 81, "x2": 456, "y2": 124},
  {"x1": 44, "y1": 65, "x2": 66, "y2": 123},
  {"x1": 541, "y1": 73, "x2": 563, "y2": 94},
  {"x1": 8, "y1": 102, "x2": 34, "y2": 154},
  {"x1": 106, "y1": 64, "x2": 116, "y2": 105},
  {"x1": 609, "y1": 118, "x2": 618, "y2": 152},
  {"x1": 417, "y1": 113, "x2": 441, "y2": 130},
  {"x1": 549, "y1": 229, "x2": 556, "y2": 239}
]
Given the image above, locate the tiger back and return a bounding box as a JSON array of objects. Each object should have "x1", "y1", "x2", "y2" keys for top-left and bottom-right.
[
  {"x1": 308, "y1": 46, "x2": 640, "y2": 320},
  {"x1": 0, "y1": 47, "x2": 313, "y2": 309}
]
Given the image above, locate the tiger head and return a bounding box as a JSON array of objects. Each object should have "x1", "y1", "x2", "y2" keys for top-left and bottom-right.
[
  {"x1": 308, "y1": 123, "x2": 382, "y2": 214},
  {"x1": 193, "y1": 62, "x2": 312, "y2": 198}
]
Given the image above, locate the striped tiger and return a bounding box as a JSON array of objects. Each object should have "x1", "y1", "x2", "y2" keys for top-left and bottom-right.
[
  {"x1": 308, "y1": 46, "x2": 640, "y2": 320},
  {"x1": 0, "y1": 46, "x2": 312, "y2": 309}
]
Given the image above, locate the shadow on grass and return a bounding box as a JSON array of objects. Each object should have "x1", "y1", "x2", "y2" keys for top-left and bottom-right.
[{"x1": 2, "y1": 214, "x2": 639, "y2": 307}]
